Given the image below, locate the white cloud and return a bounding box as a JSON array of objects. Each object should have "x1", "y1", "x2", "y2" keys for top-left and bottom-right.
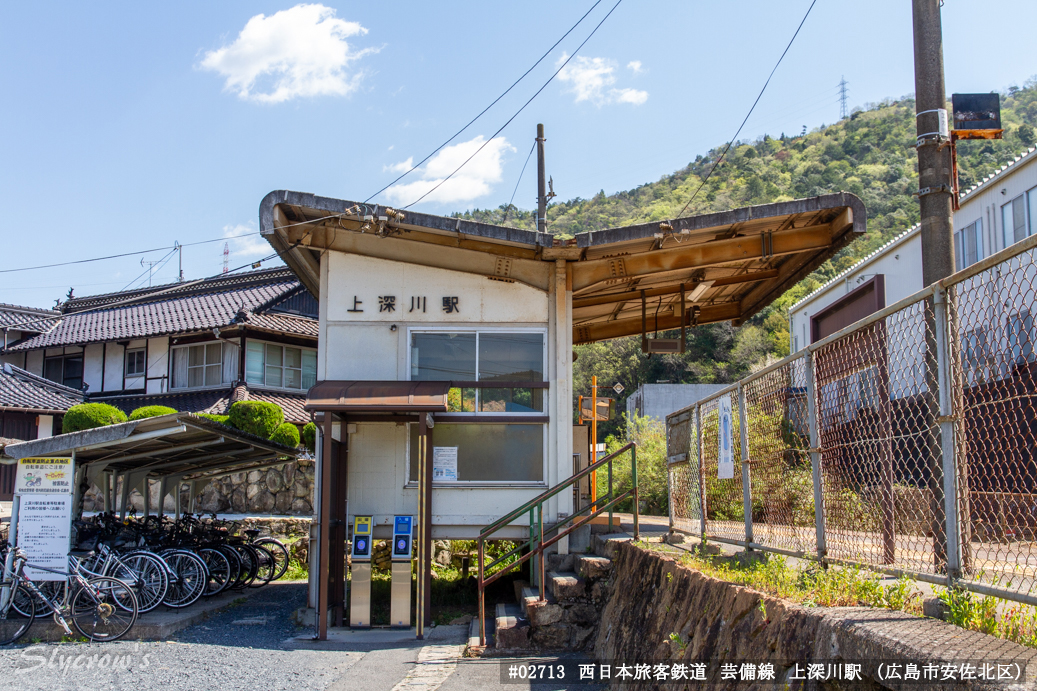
[
  {"x1": 627, "y1": 60, "x2": 643, "y2": 73},
  {"x1": 199, "y1": 4, "x2": 376, "y2": 104},
  {"x1": 383, "y1": 136, "x2": 514, "y2": 206},
  {"x1": 556, "y1": 54, "x2": 648, "y2": 106},
  {"x1": 612, "y1": 87, "x2": 648, "y2": 105},
  {"x1": 383, "y1": 157, "x2": 412, "y2": 174}
]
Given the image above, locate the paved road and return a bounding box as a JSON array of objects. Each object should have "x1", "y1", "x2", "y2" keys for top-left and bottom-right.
[{"x1": 0, "y1": 582, "x2": 598, "y2": 691}]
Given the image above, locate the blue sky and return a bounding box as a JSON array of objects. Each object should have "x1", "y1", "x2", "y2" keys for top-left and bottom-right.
[{"x1": 2, "y1": 1, "x2": 1035, "y2": 308}]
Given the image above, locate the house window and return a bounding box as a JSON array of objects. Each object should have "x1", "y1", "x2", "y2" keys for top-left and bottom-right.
[
  {"x1": 1007, "y1": 310, "x2": 1036, "y2": 368},
  {"x1": 1003, "y1": 195, "x2": 1029, "y2": 248},
  {"x1": 954, "y1": 219, "x2": 983, "y2": 271},
  {"x1": 409, "y1": 330, "x2": 545, "y2": 413},
  {"x1": 125, "y1": 349, "x2": 146, "y2": 378},
  {"x1": 171, "y1": 343, "x2": 223, "y2": 389},
  {"x1": 963, "y1": 327, "x2": 992, "y2": 385},
  {"x1": 43, "y1": 354, "x2": 83, "y2": 389},
  {"x1": 245, "y1": 342, "x2": 317, "y2": 390}
]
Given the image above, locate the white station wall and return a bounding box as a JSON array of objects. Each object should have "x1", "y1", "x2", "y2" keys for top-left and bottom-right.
[{"x1": 321, "y1": 250, "x2": 553, "y2": 537}]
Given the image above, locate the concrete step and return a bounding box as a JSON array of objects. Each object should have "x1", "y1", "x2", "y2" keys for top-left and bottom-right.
[
  {"x1": 520, "y1": 585, "x2": 556, "y2": 617},
  {"x1": 575, "y1": 554, "x2": 612, "y2": 580},
  {"x1": 546, "y1": 571, "x2": 585, "y2": 599},
  {"x1": 546, "y1": 552, "x2": 574, "y2": 572},
  {"x1": 494, "y1": 602, "x2": 531, "y2": 650},
  {"x1": 590, "y1": 531, "x2": 632, "y2": 559},
  {"x1": 468, "y1": 616, "x2": 495, "y2": 649}
]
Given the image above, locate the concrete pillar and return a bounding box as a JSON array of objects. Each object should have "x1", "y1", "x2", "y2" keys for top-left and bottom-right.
[{"x1": 552, "y1": 259, "x2": 574, "y2": 554}]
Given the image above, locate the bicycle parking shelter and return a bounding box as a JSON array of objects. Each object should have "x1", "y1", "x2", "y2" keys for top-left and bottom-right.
[
  {"x1": 260, "y1": 189, "x2": 867, "y2": 640},
  {"x1": 1, "y1": 413, "x2": 303, "y2": 569}
]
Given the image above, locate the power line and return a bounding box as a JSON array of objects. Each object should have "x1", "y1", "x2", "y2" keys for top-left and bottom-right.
[
  {"x1": 402, "y1": 0, "x2": 624, "y2": 210},
  {"x1": 675, "y1": 0, "x2": 818, "y2": 220},
  {"x1": 0, "y1": 212, "x2": 350, "y2": 275},
  {"x1": 502, "y1": 141, "x2": 537, "y2": 225},
  {"x1": 363, "y1": 0, "x2": 605, "y2": 204}
]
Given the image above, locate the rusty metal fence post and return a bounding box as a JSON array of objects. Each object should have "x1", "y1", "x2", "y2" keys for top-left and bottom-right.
[
  {"x1": 696, "y1": 403, "x2": 706, "y2": 540},
  {"x1": 804, "y1": 350, "x2": 827, "y2": 560},
  {"x1": 738, "y1": 382, "x2": 754, "y2": 549}
]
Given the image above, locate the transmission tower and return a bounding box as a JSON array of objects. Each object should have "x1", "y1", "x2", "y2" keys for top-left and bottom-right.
[
  {"x1": 839, "y1": 76, "x2": 849, "y2": 119},
  {"x1": 222, "y1": 242, "x2": 229, "y2": 274}
]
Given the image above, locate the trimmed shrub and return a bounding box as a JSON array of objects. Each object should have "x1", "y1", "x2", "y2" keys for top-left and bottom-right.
[
  {"x1": 302, "y1": 422, "x2": 316, "y2": 452},
  {"x1": 128, "y1": 405, "x2": 177, "y2": 421},
  {"x1": 269, "y1": 422, "x2": 301, "y2": 448},
  {"x1": 62, "y1": 403, "x2": 128, "y2": 433},
  {"x1": 197, "y1": 413, "x2": 230, "y2": 425},
  {"x1": 227, "y1": 401, "x2": 284, "y2": 438}
]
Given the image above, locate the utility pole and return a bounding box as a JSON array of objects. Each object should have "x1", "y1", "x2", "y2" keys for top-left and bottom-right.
[
  {"x1": 839, "y1": 76, "x2": 849, "y2": 119},
  {"x1": 536, "y1": 123, "x2": 547, "y2": 233},
  {"x1": 913, "y1": 0, "x2": 955, "y2": 285},
  {"x1": 913, "y1": 0, "x2": 955, "y2": 576}
]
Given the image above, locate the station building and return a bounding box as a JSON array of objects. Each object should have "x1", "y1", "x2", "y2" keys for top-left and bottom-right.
[{"x1": 259, "y1": 189, "x2": 865, "y2": 637}]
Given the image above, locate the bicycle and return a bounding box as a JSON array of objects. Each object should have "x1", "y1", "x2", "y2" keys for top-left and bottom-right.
[{"x1": 0, "y1": 546, "x2": 139, "y2": 645}]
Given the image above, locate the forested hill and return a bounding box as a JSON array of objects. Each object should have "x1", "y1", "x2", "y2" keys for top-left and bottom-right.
[{"x1": 456, "y1": 81, "x2": 1037, "y2": 431}]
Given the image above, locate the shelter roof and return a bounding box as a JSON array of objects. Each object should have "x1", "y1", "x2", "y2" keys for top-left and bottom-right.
[
  {"x1": 0, "y1": 363, "x2": 85, "y2": 414},
  {"x1": 260, "y1": 190, "x2": 865, "y2": 344},
  {"x1": 305, "y1": 381, "x2": 451, "y2": 412},
  {"x1": 0, "y1": 413, "x2": 301, "y2": 484}
]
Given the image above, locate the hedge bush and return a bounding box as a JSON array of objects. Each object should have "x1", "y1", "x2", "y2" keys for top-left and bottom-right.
[
  {"x1": 269, "y1": 422, "x2": 301, "y2": 448},
  {"x1": 227, "y1": 401, "x2": 284, "y2": 438},
  {"x1": 128, "y1": 405, "x2": 177, "y2": 421},
  {"x1": 302, "y1": 422, "x2": 316, "y2": 452},
  {"x1": 197, "y1": 413, "x2": 230, "y2": 425},
  {"x1": 62, "y1": 403, "x2": 128, "y2": 433}
]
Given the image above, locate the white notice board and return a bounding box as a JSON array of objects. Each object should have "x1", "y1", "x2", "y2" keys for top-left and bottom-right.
[
  {"x1": 432, "y1": 446, "x2": 458, "y2": 482},
  {"x1": 717, "y1": 395, "x2": 734, "y2": 479},
  {"x1": 14, "y1": 457, "x2": 74, "y2": 581}
]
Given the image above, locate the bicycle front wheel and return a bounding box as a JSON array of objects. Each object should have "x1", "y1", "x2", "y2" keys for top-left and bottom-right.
[
  {"x1": 254, "y1": 538, "x2": 290, "y2": 581},
  {"x1": 0, "y1": 583, "x2": 36, "y2": 646},
  {"x1": 71, "y1": 577, "x2": 138, "y2": 642}
]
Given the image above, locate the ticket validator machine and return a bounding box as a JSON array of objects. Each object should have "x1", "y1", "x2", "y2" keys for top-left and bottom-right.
[
  {"x1": 349, "y1": 515, "x2": 373, "y2": 628},
  {"x1": 390, "y1": 515, "x2": 414, "y2": 628}
]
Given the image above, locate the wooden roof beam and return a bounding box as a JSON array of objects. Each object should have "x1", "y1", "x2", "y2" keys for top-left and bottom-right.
[
  {"x1": 570, "y1": 222, "x2": 833, "y2": 293},
  {"x1": 573, "y1": 302, "x2": 740, "y2": 344},
  {"x1": 571, "y1": 270, "x2": 779, "y2": 310}
]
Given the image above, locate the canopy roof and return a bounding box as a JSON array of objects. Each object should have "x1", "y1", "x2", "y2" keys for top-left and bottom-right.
[
  {"x1": 260, "y1": 190, "x2": 865, "y2": 344},
  {"x1": 0, "y1": 413, "x2": 301, "y2": 484},
  {"x1": 306, "y1": 381, "x2": 451, "y2": 412}
]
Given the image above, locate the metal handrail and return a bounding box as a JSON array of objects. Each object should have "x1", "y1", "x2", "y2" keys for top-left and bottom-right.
[
  {"x1": 479, "y1": 442, "x2": 636, "y2": 538},
  {"x1": 476, "y1": 441, "x2": 638, "y2": 647}
]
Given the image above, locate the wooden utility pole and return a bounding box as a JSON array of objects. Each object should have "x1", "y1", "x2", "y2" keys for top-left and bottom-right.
[
  {"x1": 537, "y1": 124, "x2": 547, "y2": 233},
  {"x1": 913, "y1": 0, "x2": 955, "y2": 284},
  {"x1": 913, "y1": 0, "x2": 954, "y2": 574}
]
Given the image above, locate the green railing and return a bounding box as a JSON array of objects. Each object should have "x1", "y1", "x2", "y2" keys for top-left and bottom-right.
[{"x1": 476, "y1": 442, "x2": 638, "y2": 646}]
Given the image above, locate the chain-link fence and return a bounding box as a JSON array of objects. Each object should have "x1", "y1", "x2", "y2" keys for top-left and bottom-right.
[{"x1": 666, "y1": 232, "x2": 1037, "y2": 606}]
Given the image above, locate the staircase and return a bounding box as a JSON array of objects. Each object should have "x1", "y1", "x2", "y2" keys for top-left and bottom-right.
[
  {"x1": 470, "y1": 533, "x2": 630, "y2": 653},
  {"x1": 475, "y1": 443, "x2": 639, "y2": 649}
]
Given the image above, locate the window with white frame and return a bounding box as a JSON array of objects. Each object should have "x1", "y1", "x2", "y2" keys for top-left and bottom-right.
[
  {"x1": 1007, "y1": 309, "x2": 1036, "y2": 368},
  {"x1": 170, "y1": 343, "x2": 223, "y2": 389},
  {"x1": 1003, "y1": 194, "x2": 1029, "y2": 248},
  {"x1": 409, "y1": 330, "x2": 545, "y2": 413},
  {"x1": 245, "y1": 342, "x2": 317, "y2": 390},
  {"x1": 963, "y1": 327, "x2": 993, "y2": 386},
  {"x1": 125, "y1": 349, "x2": 145, "y2": 378},
  {"x1": 954, "y1": 219, "x2": 983, "y2": 271}
]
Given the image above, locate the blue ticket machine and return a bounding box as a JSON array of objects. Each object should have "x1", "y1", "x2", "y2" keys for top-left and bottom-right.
[
  {"x1": 390, "y1": 516, "x2": 413, "y2": 627},
  {"x1": 350, "y1": 516, "x2": 372, "y2": 628}
]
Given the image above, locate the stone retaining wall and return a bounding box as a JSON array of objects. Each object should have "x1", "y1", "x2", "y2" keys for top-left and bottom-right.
[
  {"x1": 594, "y1": 539, "x2": 1037, "y2": 690},
  {"x1": 81, "y1": 460, "x2": 315, "y2": 516}
]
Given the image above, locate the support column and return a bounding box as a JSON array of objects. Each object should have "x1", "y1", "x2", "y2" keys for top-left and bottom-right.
[
  {"x1": 317, "y1": 412, "x2": 333, "y2": 640},
  {"x1": 553, "y1": 259, "x2": 573, "y2": 552}
]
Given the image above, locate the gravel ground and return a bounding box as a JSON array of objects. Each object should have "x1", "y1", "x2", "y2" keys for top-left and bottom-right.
[
  {"x1": 0, "y1": 582, "x2": 364, "y2": 691},
  {"x1": 0, "y1": 581, "x2": 599, "y2": 691}
]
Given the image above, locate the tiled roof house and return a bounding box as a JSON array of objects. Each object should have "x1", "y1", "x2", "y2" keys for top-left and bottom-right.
[{"x1": 0, "y1": 267, "x2": 318, "y2": 425}]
